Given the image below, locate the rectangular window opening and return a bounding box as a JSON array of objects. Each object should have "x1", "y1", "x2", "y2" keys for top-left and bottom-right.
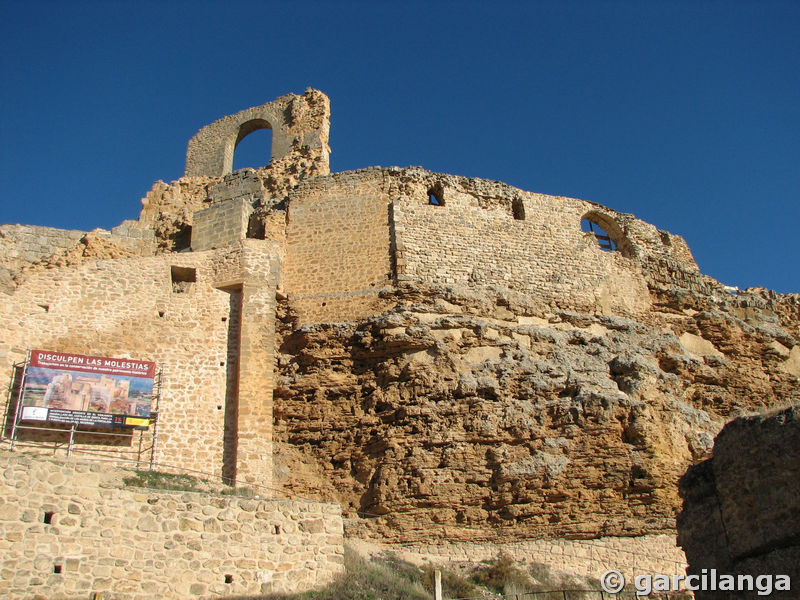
[{"x1": 171, "y1": 266, "x2": 197, "y2": 293}]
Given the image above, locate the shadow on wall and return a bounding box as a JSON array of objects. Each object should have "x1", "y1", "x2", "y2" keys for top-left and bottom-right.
[
  {"x1": 677, "y1": 406, "x2": 800, "y2": 599},
  {"x1": 220, "y1": 286, "x2": 243, "y2": 485}
]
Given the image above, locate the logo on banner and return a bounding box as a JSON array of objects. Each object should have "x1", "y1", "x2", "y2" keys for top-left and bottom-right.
[{"x1": 21, "y1": 350, "x2": 156, "y2": 429}]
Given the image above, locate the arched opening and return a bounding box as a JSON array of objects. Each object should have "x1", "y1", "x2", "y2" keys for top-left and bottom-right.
[
  {"x1": 581, "y1": 211, "x2": 630, "y2": 256},
  {"x1": 582, "y1": 218, "x2": 616, "y2": 251},
  {"x1": 232, "y1": 119, "x2": 272, "y2": 171}
]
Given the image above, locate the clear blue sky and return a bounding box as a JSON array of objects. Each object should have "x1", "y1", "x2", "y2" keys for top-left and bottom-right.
[{"x1": 1, "y1": 1, "x2": 798, "y2": 293}]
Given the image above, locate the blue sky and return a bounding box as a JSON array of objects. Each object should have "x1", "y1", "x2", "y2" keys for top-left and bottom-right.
[{"x1": 1, "y1": 1, "x2": 798, "y2": 293}]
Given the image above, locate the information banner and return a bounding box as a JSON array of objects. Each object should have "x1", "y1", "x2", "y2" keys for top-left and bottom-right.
[{"x1": 20, "y1": 350, "x2": 156, "y2": 429}]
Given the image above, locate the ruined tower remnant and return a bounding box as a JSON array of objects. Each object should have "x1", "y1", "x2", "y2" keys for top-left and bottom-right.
[{"x1": 184, "y1": 89, "x2": 331, "y2": 177}]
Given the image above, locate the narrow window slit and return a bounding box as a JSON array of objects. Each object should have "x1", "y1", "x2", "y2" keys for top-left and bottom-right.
[
  {"x1": 512, "y1": 198, "x2": 525, "y2": 220},
  {"x1": 427, "y1": 186, "x2": 444, "y2": 206}
]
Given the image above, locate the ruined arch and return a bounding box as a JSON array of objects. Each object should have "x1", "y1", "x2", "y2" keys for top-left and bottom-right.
[
  {"x1": 581, "y1": 210, "x2": 632, "y2": 256},
  {"x1": 184, "y1": 90, "x2": 331, "y2": 178},
  {"x1": 235, "y1": 118, "x2": 272, "y2": 146}
]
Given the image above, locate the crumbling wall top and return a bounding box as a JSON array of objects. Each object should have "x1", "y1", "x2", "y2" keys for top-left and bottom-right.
[{"x1": 185, "y1": 89, "x2": 330, "y2": 177}]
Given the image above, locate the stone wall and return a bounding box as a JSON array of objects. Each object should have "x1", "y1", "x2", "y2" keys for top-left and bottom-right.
[
  {"x1": 677, "y1": 406, "x2": 800, "y2": 599},
  {"x1": 191, "y1": 197, "x2": 252, "y2": 251},
  {"x1": 0, "y1": 225, "x2": 86, "y2": 272},
  {"x1": 0, "y1": 223, "x2": 154, "y2": 293},
  {"x1": 390, "y1": 169, "x2": 703, "y2": 319},
  {"x1": 275, "y1": 166, "x2": 710, "y2": 325},
  {"x1": 351, "y1": 534, "x2": 686, "y2": 584},
  {"x1": 185, "y1": 89, "x2": 330, "y2": 178},
  {"x1": 283, "y1": 169, "x2": 395, "y2": 324},
  {"x1": 0, "y1": 240, "x2": 278, "y2": 487},
  {"x1": 0, "y1": 452, "x2": 344, "y2": 599}
]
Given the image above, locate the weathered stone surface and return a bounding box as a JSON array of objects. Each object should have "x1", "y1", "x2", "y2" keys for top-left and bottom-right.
[
  {"x1": 0, "y1": 453, "x2": 343, "y2": 600},
  {"x1": 185, "y1": 89, "x2": 330, "y2": 179},
  {"x1": 677, "y1": 407, "x2": 800, "y2": 599},
  {"x1": 350, "y1": 534, "x2": 686, "y2": 586},
  {"x1": 0, "y1": 223, "x2": 154, "y2": 287},
  {"x1": 0, "y1": 241, "x2": 280, "y2": 486}
]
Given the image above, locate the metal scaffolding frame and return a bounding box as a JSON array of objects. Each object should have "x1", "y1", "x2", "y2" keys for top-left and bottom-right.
[{"x1": 2, "y1": 352, "x2": 164, "y2": 470}]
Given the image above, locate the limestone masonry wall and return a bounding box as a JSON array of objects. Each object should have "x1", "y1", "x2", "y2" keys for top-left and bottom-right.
[
  {"x1": 0, "y1": 453, "x2": 344, "y2": 599},
  {"x1": 283, "y1": 169, "x2": 394, "y2": 323},
  {"x1": 389, "y1": 169, "x2": 704, "y2": 319},
  {"x1": 395, "y1": 189, "x2": 650, "y2": 317},
  {"x1": 0, "y1": 225, "x2": 85, "y2": 271},
  {"x1": 185, "y1": 89, "x2": 330, "y2": 178},
  {"x1": 0, "y1": 223, "x2": 154, "y2": 293},
  {"x1": 191, "y1": 197, "x2": 252, "y2": 251},
  {"x1": 353, "y1": 534, "x2": 686, "y2": 584},
  {"x1": 1, "y1": 251, "x2": 228, "y2": 471},
  {"x1": 276, "y1": 166, "x2": 708, "y2": 325},
  {"x1": 0, "y1": 241, "x2": 278, "y2": 486}
]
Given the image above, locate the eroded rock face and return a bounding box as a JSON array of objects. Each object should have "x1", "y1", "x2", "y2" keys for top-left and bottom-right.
[
  {"x1": 677, "y1": 407, "x2": 800, "y2": 599},
  {"x1": 274, "y1": 281, "x2": 800, "y2": 543}
]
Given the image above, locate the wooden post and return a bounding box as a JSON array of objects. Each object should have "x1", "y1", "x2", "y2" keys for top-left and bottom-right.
[{"x1": 434, "y1": 569, "x2": 442, "y2": 600}]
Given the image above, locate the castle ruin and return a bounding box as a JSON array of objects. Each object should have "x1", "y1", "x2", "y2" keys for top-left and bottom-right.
[{"x1": 1, "y1": 90, "x2": 798, "y2": 599}]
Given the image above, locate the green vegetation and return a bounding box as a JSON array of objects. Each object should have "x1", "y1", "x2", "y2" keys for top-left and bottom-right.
[
  {"x1": 469, "y1": 552, "x2": 600, "y2": 599},
  {"x1": 256, "y1": 546, "x2": 431, "y2": 600},
  {"x1": 251, "y1": 547, "x2": 613, "y2": 600},
  {"x1": 122, "y1": 469, "x2": 206, "y2": 492},
  {"x1": 122, "y1": 469, "x2": 258, "y2": 497}
]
